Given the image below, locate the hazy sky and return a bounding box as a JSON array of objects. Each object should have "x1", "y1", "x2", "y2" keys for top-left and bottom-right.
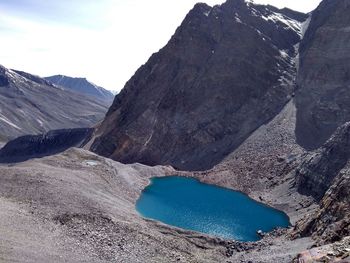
[{"x1": 0, "y1": 0, "x2": 321, "y2": 92}]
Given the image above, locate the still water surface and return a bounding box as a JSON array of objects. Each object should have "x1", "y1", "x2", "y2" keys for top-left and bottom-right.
[{"x1": 136, "y1": 176, "x2": 290, "y2": 241}]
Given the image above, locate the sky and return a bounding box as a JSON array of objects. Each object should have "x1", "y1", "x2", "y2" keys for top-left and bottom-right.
[{"x1": 0, "y1": 0, "x2": 322, "y2": 92}]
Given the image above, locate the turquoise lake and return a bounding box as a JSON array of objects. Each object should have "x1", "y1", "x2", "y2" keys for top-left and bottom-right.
[{"x1": 136, "y1": 176, "x2": 290, "y2": 241}]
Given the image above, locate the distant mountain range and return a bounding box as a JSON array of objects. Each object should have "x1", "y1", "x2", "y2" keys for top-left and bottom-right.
[
  {"x1": 0, "y1": 65, "x2": 110, "y2": 142},
  {"x1": 45, "y1": 75, "x2": 114, "y2": 103}
]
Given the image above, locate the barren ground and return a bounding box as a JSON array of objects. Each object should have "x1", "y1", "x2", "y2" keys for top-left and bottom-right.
[{"x1": 0, "y1": 101, "x2": 319, "y2": 262}]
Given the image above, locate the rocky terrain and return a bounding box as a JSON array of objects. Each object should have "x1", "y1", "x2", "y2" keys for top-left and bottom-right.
[
  {"x1": 86, "y1": 0, "x2": 347, "y2": 260},
  {"x1": 90, "y1": 0, "x2": 307, "y2": 171},
  {"x1": 0, "y1": 98, "x2": 347, "y2": 262},
  {"x1": 0, "y1": 128, "x2": 93, "y2": 163},
  {"x1": 0, "y1": 0, "x2": 349, "y2": 262},
  {"x1": 45, "y1": 75, "x2": 114, "y2": 103},
  {"x1": 296, "y1": 237, "x2": 350, "y2": 262},
  {"x1": 0, "y1": 148, "x2": 315, "y2": 263},
  {"x1": 295, "y1": 0, "x2": 350, "y2": 150},
  {"x1": 0, "y1": 65, "x2": 109, "y2": 142},
  {"x1": 293, "y1": 122, "x2": 350, "y2": 245}
]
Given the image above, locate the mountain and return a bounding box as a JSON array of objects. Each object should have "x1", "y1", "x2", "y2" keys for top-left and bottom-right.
[
  {"x1": 90, "y1": 0, "x2": 307, "y2": 171},
  {"x1": 295, "y1": 0, "x2": 350, "y2": 150},
  {"x1": 294, "y1": 122, "x2": 350, "y2": 244},
  {"x1": 87, "y1": 0, "x2": 349, "y2": 254},
  {"x1": 0, "y1": 65, "x2": 109, "y2": 142},
  {"x1": 45, "y1": 75, "x2": 114, "y2": 103},
  {"x1": 0, "y1": 0, "x2": 349, "y2": 262},
  {"x1": 291, "y1": 0, "x2": 350, "y2": 245}
]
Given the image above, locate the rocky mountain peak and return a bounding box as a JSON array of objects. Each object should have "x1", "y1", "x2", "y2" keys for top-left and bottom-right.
[
  {"x1": 13, "y1": 70, "x2": 55, "y2": 87},
  {"x1": 45, "y1": 75, "x2": 114, "y2": 103},
  {"x1": 221, "y1": 0, "x2": 247, "y2": 9},
  {"x1": 90, "y1": 0, "x2": 306, "y2": 171}
]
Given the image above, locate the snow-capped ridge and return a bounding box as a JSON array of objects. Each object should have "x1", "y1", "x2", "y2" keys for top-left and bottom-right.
[
  {"x1": 0, "y1": 64, "x2": 110, "y2": 142},
  {"x1": 248, "y1": 6, "x2": 302, "y2": 35},
  {"x1": 45, "y1": 75, "x2": 114, "y2": 102}
]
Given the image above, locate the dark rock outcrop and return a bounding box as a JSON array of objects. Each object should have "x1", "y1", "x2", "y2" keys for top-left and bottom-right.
[
  {"x1": 0, "y1": 64, "x2": 109, "y2": 141},
  {"x1": 45, "y1": 75, "x2": 114, "y2": 103},
  {"x1": 295, "y1": 0, "x2": 350, "y2": 150},
  {"x1": 295, "y1": 122, "x2": 350, "y2": 201},
  {"x1": 0, "y1": 66, "x2": 10, "y2": 87},
  {"x1": 91, "y1": 0, "x2": 306, "y2": 171},
  {"x1": 296, "y1": 172, "x2": 350, "y2": 244},
  {"x1": 294, "y1": 122, "x2": 350, "y2": 243},
  {"x1": 0, "y1": 65, "x2": 10, "y2": 87},
  {"x1": 0, "y1": 75, "x2": 9, "y2": 87},
  {"x1": 291, "y1": 0, "x2": 350, "y2": 244},
  {"x1": 0, "y1": 128, "x2": 93, "y2": 163}
]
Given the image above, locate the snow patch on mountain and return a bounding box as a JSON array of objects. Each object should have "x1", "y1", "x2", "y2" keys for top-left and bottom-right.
[
  {"x1": 262, "y1": 12, "x2": 301, "y2": 34},
  {"x1": 234, "y1": 13, "x2": 243, "y2": 23},
  {"x1": 45, "y1": 75, "x2": 114, "y2": 103},
  {"x1": 300, "y1": 16, "x2": 311, "y2": 38},
  {"x1": 249, "y1": 6, "x2": 302, "y2": 36},
  {"x1": 0, "y1": 115, "x2": 22, "y2": 130},
  {"x1": 279, "y1": 50, "x2": 289, "y2": 59}
]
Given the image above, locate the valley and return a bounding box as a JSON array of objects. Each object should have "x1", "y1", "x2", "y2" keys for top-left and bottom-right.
[
  {"x1": 0, "y1": 0, "x2": 349, "y2": 262},
  {"x1": 0, "y1": 66, "x2": 111, "y2": 142},
  {"x1": 0, "y1": 148, "x2": 315, "y2": 262}
]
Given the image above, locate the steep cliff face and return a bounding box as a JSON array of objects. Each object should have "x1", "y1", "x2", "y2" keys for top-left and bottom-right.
[
  {"x1": 291, "y1": 0, "x2": 350, "y2": 245},
  {"x1": 298, "y1": 171, "x2": 349, "y2": 244},
  {"x1": 295, "y1": 122, "x2": 350, "y2": 201},
  {"x1": 91, "y1": 0, "x2": 306, "y2": 171},
  {"x1": 295, "y1": 0, "x2": 350, "y2": 150},
  {"x1": 294, "y1": 122, "x2": 350, "y2": 243}
]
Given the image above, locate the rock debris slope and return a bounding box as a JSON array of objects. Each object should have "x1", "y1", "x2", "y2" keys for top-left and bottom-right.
[
  {"x1": 0, "y1": 65, "x2": 109, "y2": 142},
  {"x1": 0, "y1": 148, "x2": 314, "y2": 263},
  {"x1": 91, "y1": 0, "x2": 307, "y2": 171}
]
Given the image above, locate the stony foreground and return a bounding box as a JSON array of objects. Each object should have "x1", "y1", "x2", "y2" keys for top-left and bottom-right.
[{"x1": 0, "y1": 148, "x2": 316, "y2": 263}]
